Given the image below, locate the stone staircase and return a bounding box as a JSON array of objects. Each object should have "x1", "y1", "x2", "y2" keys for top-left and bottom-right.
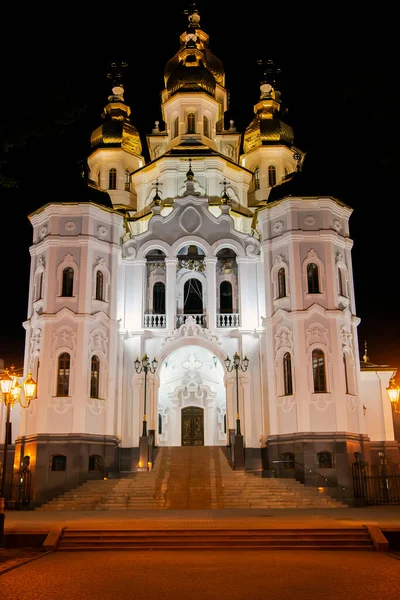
[{"x1": 36, "y1": 446, "x2": 348, "y2": 511}]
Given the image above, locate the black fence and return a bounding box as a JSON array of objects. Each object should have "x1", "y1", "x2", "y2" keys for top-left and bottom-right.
[{"x1": 352, "y1": 455, "x2": 400, "y2": 505}]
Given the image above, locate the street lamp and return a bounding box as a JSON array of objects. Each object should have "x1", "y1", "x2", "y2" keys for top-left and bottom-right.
[
  {"x1": 387, "y1": 374, "x2": 400, "y2": 414},
  {"x1": 0, "y1": 366, "x2": 37, "y2": 547},
  {"x1": 134, "y1": 354, "x2": 158, "y2": 436},
  {"x1": 224, "y1": 352, "x2": 249, "y2": 435}
]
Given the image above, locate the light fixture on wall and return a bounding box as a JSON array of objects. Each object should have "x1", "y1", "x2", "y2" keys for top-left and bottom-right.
[{"x1": 386, "y1": 374, "x2": 400, "y2": 414}]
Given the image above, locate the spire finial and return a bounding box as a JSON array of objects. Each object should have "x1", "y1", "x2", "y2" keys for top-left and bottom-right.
[
  {"x1": 220, "y1": 179, "x2": 231, "y2": 204},
  {"x1": 107, "y1": 61, "x2": 128, "y2": 101},
  {"x1": 363, "y1": 340, "x2": 369, "y2": 363},
  {"x1": 184, "y1": 3, "x2": 201, "y2": 29},
  {"x1": 186, "y1": 159, "x2": 194, "y2": 181},
  {"x1": 152, "y1": 179, "x2": 163, "y2": 206}
]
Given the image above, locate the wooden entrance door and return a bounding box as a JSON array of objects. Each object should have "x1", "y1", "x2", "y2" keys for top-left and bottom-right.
[{"x1": 181, "y1": 406, "x2": 204, "y2": 446}]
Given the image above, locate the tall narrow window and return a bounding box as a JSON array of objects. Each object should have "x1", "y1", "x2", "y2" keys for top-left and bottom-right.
[
  {"x1": 187, "y1": 112, "x2": 196, "y2": 134},
  {"x1": 95, "y1": 271, "x2": 104, "y2": 301},
  {"x1": 37, "y1": 272, "x2": 43, "y2": 300},
  {"x1": 174, "y1": 116, "x2": 179, "y2": 138},
  {"x1": 203, "y1": 115, "x2": 209, "y2": 137},
  {"x1": 338, "y1": 267, "x2": 344, "y2": 296},
  {"x1": 62, "y1": 267, "x2": 74, "y2": 297},
  {"x1": 57, "y1": 353, "x2": 70, "y2": 397},
  {"x1": 283, "y1": 352, "x2": 293, "y2": 395},
  {"x1": 158, "y1": 413, "x2": 162, "y2": 435},
  {"x1": 97, "y1": 171, "x2": 101, "y2": 187},
  {"x1": 312, "y1": 349, "x2": 327, "y2": 393},
  {"x1": 278, "y1": 267, "x2": 286, "y2": 298},
  {"x1": 254, "y1": 167, "x2": 260, "y2": 190},
  {"x1": 90, "y1": 355, "x2": 100, "y2": 398},
  {"x1": 268, "y1": 165, "x2": 277, "y2": 187},
  {"x1": 220, "y1": 281, "x2": 233, "y2": 313},
  {"x1": 125, "y1": 169, "x2": 130, "y2": 191},
  {"x1": 343, "y1": 353, "x2": 349, "y2": 394},
  {"x1": 108, "y1": 168, "x2": 117, "y2": 190},
  {"x1": 51, "y1": 455, "x2": 67, "y2": 471},
  {"x1": 307, "y1": 263, "x2": 320, "y2": 293},
  {"x1": 317, "y1": 451, "x2": 334, "y2": 468},
  {"x1": 153, "y1": 282, "x2": 166, "y2": 314},
  {"x1": 224, "y1": 414, "x2": 227, "y2": 434}
]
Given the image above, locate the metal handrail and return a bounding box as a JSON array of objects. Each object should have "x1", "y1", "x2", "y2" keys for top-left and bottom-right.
[{"x1": 272, "y1": 460, "x2": 347, "y2": 490}]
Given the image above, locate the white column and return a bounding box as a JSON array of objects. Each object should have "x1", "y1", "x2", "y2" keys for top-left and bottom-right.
[
  {"x1": 205, "y1": 258, "x2": 217, "y2": 329},
  {"x1": 125, "y1": 259, "x2": 146, "y2": 330},
  {"x1": 165, "y1": 258, "x2": 177, "y2": 330}
]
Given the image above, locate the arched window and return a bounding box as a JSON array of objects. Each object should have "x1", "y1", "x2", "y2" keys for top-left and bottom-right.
[
  {"x1": 282, "y1": 452, "x2": 295, "y2": 469},
  {"x1": 36, "y1": 272, "x2": 43, "y2": 301},
  {"x1": 158, "y1": 414, "x2": 162, "y2": 435},
  {"x1": 312, "y1": 349, "x2": 327, "y2": 393},
  {"x1": 317, "y1": 451, "x2": 334, "y2": 469},
  {"x1": 184, "y1": 278, "x2": 203, "y2": 313},
  {"x1": 268, "y1": 165, "x2": 277, "y2": 187},
  {"x1": 57, "y1": 353, "x2": 70, "y2": 396},
  {"x1": 153, "y1": 282, "x2": 166, "y2": 314},
  {"x1": 278, "y1": 267, "x2": 286, "y2": 298},
  {"x1": 125, "y1": 169, "x2": 130, "y2": 191},
  {"x1": 174, "y1": 116, "x2": 179, "y2": 138},
  {"x1": 307, "y1": 263, "x2": 320, "y2": 294},
  {"x1": 220, "y1": 281, "x2": 233, "y2": 313},
  {"x1": 343, "y1": 353, "x2": 349, "y2": 394},
  {"x1": 108, "y1": 168, "x2": 117, "y2": 190},
  {"x1": 89, "y1": 455, "x2": 103, "y2": 472},
  {"x1": 283, "y1": 352, "x2": 293, "y2": 396},
  {"x1": 62, "y1": 267, "x2": 74, "y2": 297},
  {"x1": 338, "y1": 267, "x2": 345, "y2": 296},
  {"x1": 90, "y1": 355, "x2": 100, "y2": 398},
  {"x1": 254, "y1": 167, "x2": 260, "y2": 190},
  {"x1": 51, "y1": 455, "x2": 67, "y2": 472},
  {"x1": 203, "y1": 115, "x2": 209, "y2": 138},
  {"x1": 187, "y1": 112, "x2": 196, "y2": 134},
  {"x1": 95, "y1": 271, "x2": 104, "y2": 301}
]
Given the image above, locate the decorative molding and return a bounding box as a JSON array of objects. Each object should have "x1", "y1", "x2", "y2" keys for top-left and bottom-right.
[
  {"x1": 309, "y1": 393, "x2": 334, "y2": 411},
  {"x1": 274, "y1": 326, "x2": 293, "y2": 352},
  {"x1": 304, "y1": 215, "x2": 316, "y2": 226},
  {"x1": 346, "y1": 395, "x2": 358, "y2": 411},
  {"x1": 98, "y1": 225, "x2": 108, "y2": 237},
  {"x1": 65, "y1": 221, "x2": 76, "y2": 231},
  {"x1": 340, "y1": 325, "x2": 353, "y2": 350},
  {"x1": 277, "y1": 395, "x2": 296, "y2": 413},
  {"x1": 333, "y1": 218, "x2": 341, "y2": 231},
  {"x1": 273, "y1": 220, "x2": 284, "y2": 233},
  {"x1": 52, "y1": 325, "x2": 76, "y2": 354},
  {"x1": 39, "y1": 224, "x2": 48, "y2": 239},
  {"x1": 38, "y1": 255, "x2": 45, "y2": 268},
  {"x1": 163, "y1": 315, "x2": 220, "y2": 345},
  {"x1": 89, "y1": 328, "x2": 108, "y2": 355},
  {"x1": 306, "y1": 322, "x2": 329, "y2": 348}
]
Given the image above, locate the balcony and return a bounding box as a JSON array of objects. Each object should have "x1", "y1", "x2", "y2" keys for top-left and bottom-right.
[
  {"x1": 143, "y1": 314, "x2": 166, "y2": 328},
  {"x1": 216, "y1": 313, "x2": 240, "y2": 328},
  {"x1": 176, "y1": 314, "x2": 206, "y2": 328}
]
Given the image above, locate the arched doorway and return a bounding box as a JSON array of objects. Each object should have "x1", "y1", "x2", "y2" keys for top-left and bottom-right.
[
  {"x1": 184, "y1": 278, "x2": 203, "y2": 314},
  {"x1": 157, "y1": 345, "x2": 226, "y2": 446}
]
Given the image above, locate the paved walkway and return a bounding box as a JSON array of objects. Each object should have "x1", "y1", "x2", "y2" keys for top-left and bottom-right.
[{"x1": 4, "y1": 505, "x2": 400, "y2": 532}]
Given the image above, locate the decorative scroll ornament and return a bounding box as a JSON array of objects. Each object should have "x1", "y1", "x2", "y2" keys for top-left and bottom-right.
[
  {"x1": 65, "y1": 221, "x2": 76, "y2": 231},
  {"x1": 52, "y1": 326, "x2": 76, "y2": 353},
  {"x1": 98, "y1": 225, "x2": 108, "y2": 237},
  {"x1": 89, "y1": 329, "x2": 108, "y2": 355},
  {"x1": 273, "y1": 220, "x2": 284, "y2": 233},
  {"x1": 163, "y1": 315, "x2": 220, "y2": 345},
  {"x1": 306, "y1": 322, "x2": 329, "y2": 348},
  {"x1": 333, "y1": 218, "x2": 341, "y2": 231},
  {"x1": 274, "y1": 326, "x2": 293, "y2": 352},
  {"x1": 340, "y1": 325, "x2": 353, "y2": 349},
  {"x1": 304, "y1": 215, "x2": 316, "y2": 226}
]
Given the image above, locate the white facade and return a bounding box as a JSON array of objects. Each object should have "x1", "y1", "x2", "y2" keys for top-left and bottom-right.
[{"x1": 12, "y1": 8, "x2": 398, "y2": 489}]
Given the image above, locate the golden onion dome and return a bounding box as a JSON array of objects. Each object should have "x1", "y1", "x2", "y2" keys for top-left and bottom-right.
[
  {"x1": 164, "y1": 8, "x2": 225, "y2": 96},
  {"x1": 90, "y1": 84, "x2": 142, "y2": 156},
  {"x1": 243, "y1": 83, "x2": 294, "y2": 153}
]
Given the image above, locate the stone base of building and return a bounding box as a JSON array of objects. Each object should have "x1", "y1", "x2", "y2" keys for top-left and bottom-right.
[{"x1": 14, "y1": 433, "x2": 120, "y2": 506}]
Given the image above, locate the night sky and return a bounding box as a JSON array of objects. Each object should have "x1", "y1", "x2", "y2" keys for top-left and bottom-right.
[{"x1": 0, "y1": 3, "x2": 398, "y2": 372}]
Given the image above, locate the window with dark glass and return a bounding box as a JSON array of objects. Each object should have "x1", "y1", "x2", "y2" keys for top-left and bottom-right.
[
  {"x1": 312, "y1": 349, "x2": 327, "y2": 393},
  {"x1": 153, "y1": 282, "x2": 166, "y2": 314},
  {"x1": 174, "y1": 116, "x2": 179, "y2": 138},
  {"x1": 224, "y1": 414, "x2": 227, "y2": 434},
  {"x1": 36, "y1": 272, "x2": 43, "y2": 300},
  {"x1": 89, "y1": 455, "x2": 103, "y2": 472},
  {"x1": 187, "y1": 112, "x2": 196, "y2": 133},
  {"x1": 109, "y1": 168, "x2": 117, "y2": 190},
  {"x1": 338, "y1": 267, "x2": 344, "y2": 296},
  {"x1": 158, "y1": 414, "x2": 162, "y2": 435},
  {"x1": 307, "y1": 263, "x2": 320, "y2": 293},
  {"x1": 283, "y1": 352, "x2": 293, "y2": 395},
  {"x1": 268, "y1": 165, "x2": 277, "y2": 187},
  {"x1": 278, "y1": 267, "x2": 286, "y2": 298},
  {"x1": 282, "y1": 452, "x2": 295, "y2": 469},
  {"x1": 62, "y1": 267, "x2": 74, "y2": 297},
  {"x1": 220, "y1": 281, "x2": 233, "y2": 313},
  {"x1": 51, "y1": 455, "x2": 67, "y2": 472},
  {"x1": 343, "y1": 353, "x2": 349, "y2": 394},
  {"x1": 125, "y1": 169, "x2": 130, "y2": 191},
  {"x1": 90, "y1": 355, "x2": 100, "y2": 398},
  {"x1": 317, "y1": 451, "x2": 334, "y2": 468},
  {"x1": 95, "y1": 271, "x2": 104, "y2": 301},
  {"x1": 57, "y1": 353, "x2": 70, "y2": 396},
  {"x1": 203, "y1": 115, "x2": 209, "y2": 138},
  {"x1": 254, "y1": 167, "x2": 260, "y2": 190},
  {"x1": 184, "y1": 278, "x2": 203, "y2": 313}
]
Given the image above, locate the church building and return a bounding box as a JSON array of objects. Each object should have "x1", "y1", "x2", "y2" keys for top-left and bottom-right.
[{"x1": 7, "y1": 6, "x2": 398, "y2": 505}]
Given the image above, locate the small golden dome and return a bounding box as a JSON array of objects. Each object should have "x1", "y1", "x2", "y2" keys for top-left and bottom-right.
[{"x1": 90, "y1": 85, "x2": 142, "y2": 156}]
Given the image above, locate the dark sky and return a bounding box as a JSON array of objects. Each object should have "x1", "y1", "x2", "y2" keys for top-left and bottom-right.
[{"x1": 1, "y1": 3, "x2": 398, "y2": 371}]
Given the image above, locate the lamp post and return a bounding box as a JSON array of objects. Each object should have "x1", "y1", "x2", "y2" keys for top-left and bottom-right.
[
  {"x1": 134, "y1": 354, "x2": 158, "y2": 437},
  {"x1": 387, "y1": 374, "x2": 400, "y2": 414},
  {"x1": 224, "y1": 352, "x2": 249, "y2": 435},
  {"x1": 0, "y1": 367, "x2": 37, "y2": 547}
]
